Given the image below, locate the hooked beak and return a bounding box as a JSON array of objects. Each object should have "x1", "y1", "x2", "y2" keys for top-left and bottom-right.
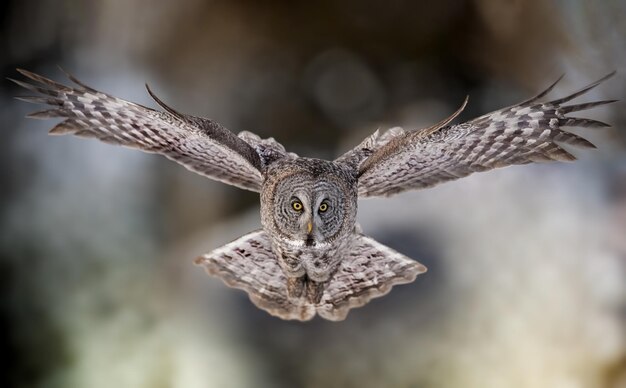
[{"x1": 305, "y1": 220, "x2": 314, "y2": 247}]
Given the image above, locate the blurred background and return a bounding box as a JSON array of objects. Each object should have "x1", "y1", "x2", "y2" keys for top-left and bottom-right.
[{"x1": 1, "y1": 1, "x2": 625, "y2": 387}]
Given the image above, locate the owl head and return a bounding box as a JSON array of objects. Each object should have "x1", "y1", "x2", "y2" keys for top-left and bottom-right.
[{"x1": 261, "y1": 158, "x2": 357, "y2": 248}]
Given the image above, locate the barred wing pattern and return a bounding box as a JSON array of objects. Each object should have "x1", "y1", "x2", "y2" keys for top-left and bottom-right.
[
  {"x1": 12, "y1": 69, "x2": 265, "y2": 192},
  {"x1": 195, "y1": 230, "x2": 426, "y2": 321},
  {"x1": 357, "y1": 73, "x2": 616, "y2": 197}
]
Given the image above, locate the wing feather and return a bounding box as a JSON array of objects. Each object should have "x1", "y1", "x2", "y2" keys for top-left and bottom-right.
[
  {"x1": 357, "y1": 73, "x2": 616, "y2": 197},
  {"x1": 12, "y1": 69, "x2": 266, "y2": 192}
]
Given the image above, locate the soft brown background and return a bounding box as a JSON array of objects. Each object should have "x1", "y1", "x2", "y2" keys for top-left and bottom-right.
[{"x1": 1, "y1": 1, "x2": 625, "y2": 387}]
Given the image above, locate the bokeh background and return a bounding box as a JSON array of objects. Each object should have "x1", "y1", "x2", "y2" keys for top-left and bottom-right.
[{"x1": 1, "y1": 1, "x2": 626, "y2": 387}]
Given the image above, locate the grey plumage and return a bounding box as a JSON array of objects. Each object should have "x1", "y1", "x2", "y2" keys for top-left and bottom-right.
[
  {"x1": 350, "y1": 72, "x2": 616, "y2": 197},
  {"x1": 12, "y1": 69, "x2": 264, "y2": 191},
  {"x1": 194, "y1": 230, "x2": 425, "y2": 321},
  {"x1": 12, "y1": 69, "x2": 616, "y2": 321}
]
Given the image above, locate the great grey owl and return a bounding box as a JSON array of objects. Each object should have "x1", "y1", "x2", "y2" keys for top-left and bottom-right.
[{"x1": 12, "y1": 69, "x2": 615, "y2": 321}]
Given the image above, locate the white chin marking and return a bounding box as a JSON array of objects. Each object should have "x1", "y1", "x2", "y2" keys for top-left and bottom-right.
[
  {"x1": 284, "y1": 239, "x2": 330, "y2": 248},
  {"x1": 284, "y1": 239, "x2": 305, "y2": 247}
]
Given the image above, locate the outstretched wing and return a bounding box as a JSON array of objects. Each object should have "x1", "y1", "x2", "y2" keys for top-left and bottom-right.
[
  {"x1": 355, "y1": 73, "x2": 616, "y2": 197},
  {"x1": 194, "y1": 230, "x2": 426, "y2": 321},
  {"x1": 11, "y1": 69, "x2": 266, "y2": 192}
]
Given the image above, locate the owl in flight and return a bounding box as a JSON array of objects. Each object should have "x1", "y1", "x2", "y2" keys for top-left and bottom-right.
[{"x1": 12, "y1": 69, "x2": 615, "y2": 321}]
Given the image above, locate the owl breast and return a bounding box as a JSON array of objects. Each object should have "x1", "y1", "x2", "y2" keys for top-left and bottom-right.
[{"x1": 273, "y1": 235, "x2": 353, "y2": 282}]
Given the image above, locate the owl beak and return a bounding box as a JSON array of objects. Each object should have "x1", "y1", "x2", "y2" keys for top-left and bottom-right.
[{"x1": 305, "y1": 220, "x2": 315, "y2": 247}]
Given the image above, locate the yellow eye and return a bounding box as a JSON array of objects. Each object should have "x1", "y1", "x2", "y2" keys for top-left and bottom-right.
[
  {"x1": 292, "y1": 201, "x2": 303, "y2": 211},
  {"x1": 319, "y1": 203, "x2": 329, "y2": 212}
]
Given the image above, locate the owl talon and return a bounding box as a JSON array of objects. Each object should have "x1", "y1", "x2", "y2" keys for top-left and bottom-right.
[
  {"x1": 286, "y1": 276, "x2": 305, "y2": 300},
  {"x1": 306, "y1": 279, "x2": 325, "y2": 304}
]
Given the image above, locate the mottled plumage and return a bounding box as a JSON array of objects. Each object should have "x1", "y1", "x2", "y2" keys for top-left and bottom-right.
[
  {"x1": 12, "y1": 69, "x2": 615, "y2": 321},
  {"x1": 195, "y1": 230, "x2": 424, "y2": 321}
]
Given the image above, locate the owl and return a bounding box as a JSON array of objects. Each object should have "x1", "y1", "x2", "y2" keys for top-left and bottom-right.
[{"x1": 12, "y1": 69, "x2": 615, "y2": 321}]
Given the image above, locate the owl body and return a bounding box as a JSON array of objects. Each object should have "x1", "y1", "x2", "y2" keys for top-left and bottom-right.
[
  {"x1": 13, "y1": 69, "x2": 615, "y2": 320},
  {"x1": 260, "y1": 157, "x2": 358, "y2": 302}
]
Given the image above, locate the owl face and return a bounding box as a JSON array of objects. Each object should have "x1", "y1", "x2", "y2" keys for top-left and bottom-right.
[
  {"x1": 261, "y1": 158, "x2": 357, "y2": 248},
  {"x1": 273, "y1": 177, "x2": 344, "y2": 244}
]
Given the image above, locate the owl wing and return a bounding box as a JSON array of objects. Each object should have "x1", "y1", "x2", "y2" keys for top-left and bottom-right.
[
  {"x1": 195, "y1": 230, "x2": 426, "y2": 321},
  {"x1": 353, "y1": 73, "x2": 616, "y2": 197},
  {"x1": 11, "y1": 69, "x2": 280, "y2": 192}
]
